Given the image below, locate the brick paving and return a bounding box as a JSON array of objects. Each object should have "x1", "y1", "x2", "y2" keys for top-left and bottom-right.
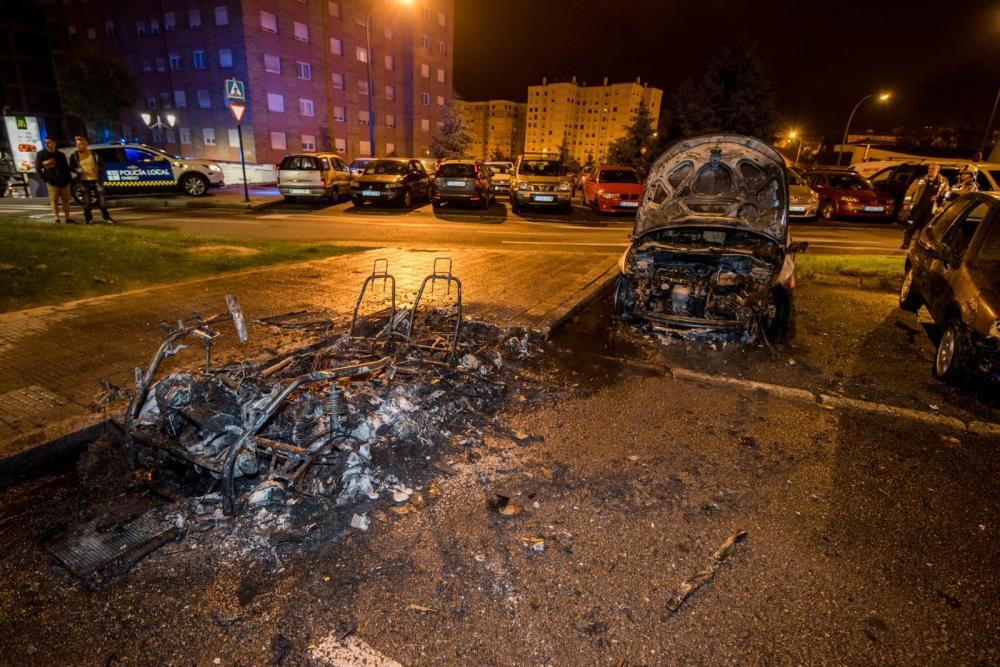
[{"x1": 0, "y1": 247, "x2": 618, "y2": 459}]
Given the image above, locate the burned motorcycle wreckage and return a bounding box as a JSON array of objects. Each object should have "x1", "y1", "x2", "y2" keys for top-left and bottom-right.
[
  {"x1": 119, "y1": 258, "x2": 541, "y2": 515},
  {"x1": 614, "y1": 134, "x2": 807, "y2": 338}
]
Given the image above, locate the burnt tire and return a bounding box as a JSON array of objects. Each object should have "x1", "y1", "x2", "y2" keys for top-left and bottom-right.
[
  {"x1": 180, "y1": 173, "x2": 209, "y2": 197},
  {"x1": 819, "y1": 199, "x2": 837, "y2": 221},
  {"x1": 898, "y1": 266, "x2": 922, "y2": 312},
  {"x1": 612, "y1": 274, "x2": 635, "y2": 321},
  {"x1": 933, "y1": 319, "x2": 968, "y2": 383},
  {"x1": 764, "y1": 286, "x2": 792, "y2": 341}
]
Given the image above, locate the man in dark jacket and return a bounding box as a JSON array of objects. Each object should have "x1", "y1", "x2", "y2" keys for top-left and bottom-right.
[
  {"x1": 35, "y1": 137, "x2": 76, "y2": 223},
  {"x1": 68, "y1": 136, "x2": 114, "y2": 224},
  {"x1": 900, "y1": 163, "x2": 948, "y2": 248}
]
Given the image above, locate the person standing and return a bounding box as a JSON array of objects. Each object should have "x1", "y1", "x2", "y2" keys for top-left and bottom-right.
[
  {"x1": 900, "y1": 163, "x2": 948, "y2": 248},
  {"x1": 950, "y1": 165, "x2": 979, "y2": 197},
  {"x1": 68, "y1": 136, "x2": 114, "y2": 224},
  {"x1": 35, "y1": 137, "x2": 76, "y2": 223}
]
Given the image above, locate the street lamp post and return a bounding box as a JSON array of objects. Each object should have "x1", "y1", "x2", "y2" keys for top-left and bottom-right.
[
  {"x1": 838, "y1": 92, "x2": 890, "y2": 166},
  {"x1": 141, "y1": 112, "x2": 177, "y2": 150},
  {"x1": 788, "y1": 130, "x2": 803, "y2": 167},
  {"x1": 363, "y1": 0, "x2": 412, "y2": 159},
  {"x1": 978, "y1": 85, "x2": 1000, "y2": 158}
]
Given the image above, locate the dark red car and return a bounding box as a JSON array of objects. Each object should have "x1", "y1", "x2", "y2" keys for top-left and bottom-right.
[{"x1": 804, "y1": 169, "x2": 895, "y2": 221}]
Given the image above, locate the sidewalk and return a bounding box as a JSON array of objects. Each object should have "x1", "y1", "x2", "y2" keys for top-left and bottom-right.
[
  {"x1": 3, "y1": 185, "x2": 282, "y2": 213},
  {"x1": 0, "y1": 247, "x2": 618, "y2": 463}
]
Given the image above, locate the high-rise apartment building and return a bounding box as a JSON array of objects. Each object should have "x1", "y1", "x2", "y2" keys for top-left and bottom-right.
[
  {"x1": 45, "y1": 0, "x2": 455, "y2": 164},
  {"x1": 523, "y1": 77, "x2": 662, "y2": 163},
  {"x1": 455, "y1": 99, "x2": 524, "y2": 161}
]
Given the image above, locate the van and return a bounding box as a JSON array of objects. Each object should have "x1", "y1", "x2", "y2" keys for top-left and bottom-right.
[{"x1": 277, "y1": 153, "x2": 352, "y2": 201}]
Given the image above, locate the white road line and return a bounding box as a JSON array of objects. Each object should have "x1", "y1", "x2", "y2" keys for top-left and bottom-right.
[{"x1": 502, "y1": 240, "x2": 629, "y2": 247}]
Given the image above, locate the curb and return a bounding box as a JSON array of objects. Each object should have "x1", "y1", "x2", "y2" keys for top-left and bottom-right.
[
  {"x1": 540, "y1": 263, "x2": 619, "y2": 339},
  {"x1": 0, "y1": 414, "x2": 110, "y2": 488},
  {"x1": 111, "y1": 197, "x2": 282, "y2": 212}
]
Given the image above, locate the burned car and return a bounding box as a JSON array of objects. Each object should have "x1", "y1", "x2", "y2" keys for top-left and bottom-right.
[{"x1": 614, "y1": 134, "x2": 806, "y2": 338}]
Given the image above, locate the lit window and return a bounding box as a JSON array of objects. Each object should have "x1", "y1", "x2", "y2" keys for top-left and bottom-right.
[
  {"x1": 293, "y1": 21, "x2": 308, "y2": 41},
  {"x1": 335, "y1": 137, "x2": 347, "y2": 152},
  {"x1": 436, "y1": 68, "x2": 445, "y2": 83},
  {"x1": 197, "y1": 90, "x2": 211, "y2": 109},
  {"x1": 267, "y1": 93, "x2": 285, "y2": 112},
  {"x1": 385, "y1": 85, "x2": 394, "y2": 101},
  {"x1": 421, "y1": 92, "x2": 430, "y2": 105},
  {"x1": 356, "y1": 46, "x2": 368, "y2": 63},
  {"x1": 296, "y1": 61, "x2": 312, "y2": 80},
  {"x1": 358, "y1": 110, "x2": 370, "y2": 125},
  {"x1": 180, "y1": 128, "x2": 192, "y2": 144},
  {"x1": 359, "y1": 140, "x2": 371, "y2": 155},
  {"x1": 301, "y1": 134, "x2": 316, "y2": 151},
  {"x1": 260, "y1": 11, "x2": 277, "y2": 32},
  {"x1": 203, "y1": 128, "x2": 216, "y2": 146},
  {"x1": 228, "y1": 129, "x2": 240, "y2": 147},
  {"x1": 270, "y1": 132, "x2": 287, "y2": 150},
  {"x1": 333, "y1": 106, "x2": 345, "y2": 122},
  {"x1": 436, "y1": 95, "x2": 444, "y2": 107},
  {"x1": 173, "y1": 90, "x2": 187, "y2": 108},
  {"x1": 385, "y1": 113, "x2": 395, "y2": 128},
  {"x1": 299, "y1": 98, "x2": 315, "y2": 117},
  {"x1": 169, "y1": 52, "x2": 181, "y2": 71},
  {"x1": 192, "y1": 50, "x2": 206, "y2": 70},
  {"x1": 421, "y1": 34, "x2": 430, "y2": 49},
  {"x1": 386, "y1": 142, "x2": 395, "y2": 155},
  {"x1": 150, "y1": 19, "x2": 160, "y2": 35},
  {"x1": 189, "y1": 9, "x2": 202, "y2": 28},
  {"x1": 421, "y1": 119, "x2": 430, "y2": 132},
  {"x1": 218, "y1": 49, "x2": 233, "y2": 68},
  {"x1": 385, "y1": 54, "x2": 394, "y2": 71},
  {"x1": 438, "y1": 12, "x2": 446, "y2": 27},
  {"x1": 264, "y1": 54, "x2": 281, "y2": 73},
  {"x1": 330, "y1": 37, "x2": 342, "y2": 55},
  {"x1": 331, "y1": 72, "x2": 344, "y2": 89},
  {"x1": 164, "y1": 12, "x2": 175, "y2": 31},
  {"x1": 215, "y1": 6, "x2": 228, "y2": 26},
  {"x1": 420, "y1": 63, "x2": 429, "y2": 78},
  {"x1": 328, "y1": 1, "x2": 340, "y2": 18},
  {"x1": 358, "y1": 80, "x2": 369, "y2": 96}
]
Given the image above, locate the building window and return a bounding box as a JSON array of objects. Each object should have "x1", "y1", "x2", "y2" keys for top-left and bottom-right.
[
  {"x1": 299, "y1": 98, "x2": 315, "y2": 117},
  {"x1": 192, "y1": 50, "x2": 206, "y2": 70},
  {"x1": 228, "y1": 129, "x2": 240, "y2": 147},
  {"x1": 264, "y1": 54, "x2": 281, "y2": 73},
  {"x1": 270, "y1": 132, "x2": 287, "y2": 150},
  {"x1": 385, "y1": 113, "x2": 395, "y2": 128},
  {"x1": 218, "y1": 49, "x2": 233, "y2": 68},
  {"x1": 135, "y1": 20, "x2": 145, "y2": 37},
  {"x1": 215, "y1": 6, "x2": 228, "y2": 26},
  {"x1": 86, "y1": 26, "x2": 96, "y2": 39},
  {"x1": 165, "y1": 129, "x2": 175, "y2": 144},
  {"x1": 104, "y1": 21, "x2": 115, "y2": 37},
  {"x1": 302, "y1": 134, "x2": 316, "y2": 151},
  {"x1": 164, "y1": 12, "x2": 175, "y2": 31},
  {"x1": 421, "y1": 34, "x2": 430, "y2": 49},
  {"x1": 169, "y1": 53, "x2": 181, "y2": 71},
  {"x1": 421, "y1": 92, "x2": 430, "y2": 106},
  {"x1": 438, "y1": 12, "x2": 446, "y2": 26},
  {"x1": 384, "y1": 54, "x2": 394, "y2": 71},
  {"x1": 436, "y1": 95, "x2": 444, "y2": 107},
  {"x1": 197, "y1": 90, "x2": 211, "y2": 109},
  {"x1": 330, "y1": 37, "x2": 342, "y2": 55},
  {"x1": 146, "y1": 96, "x2": 157, "y2": 109},
  {"x1": 180, "y1": 127, "x2": 192, "y2": 144},
  {"x1": 189, "y1": 9, "x2": 202, "y2": 28},
  {"x1": 173, "y1": 90, "x2": 186, "y2": 108},
  {"x1": 149, "y1": 19, "x2": 160, "y2": 35},
  {"x1": 296, "y1": 61, "x2": 312, "y2": 80},
  {"x1": 333, "y1": 106, "x2": 345, "y2": 122},
  {"x1": 142, "y1": 61, "x2": 152, "y2": 73},
  {"x1": 331, "y1": 72, "x2": 344, "y2": 89},
  {"x1": 155, "y1": 57, "x2": 165, "y2": 72},
  {"x1": 203, "y1": 128, "x2": 216, "y2": 146},
  {"x1": 356, "y1": 46, "x2": 368, "y2": 63},
  {"x1": 293, "y1": 21, "x2": 308, "y2": 41},
  {"x1": 358, "y1": 110, "x2": 370, "y2": 125},
  {"x1": 328, "y1": 1, "x2": 340, "y2": 18},
  {"x1": 386, "y1": 142, "x2": 395, "y2": 155},
  {"x1": 260, "y1": 11, "x2": 277, "y2": 32},
  {"x1": 384, "y1": 24, "x2": 393, "y2": 39},
  {"x1": 359, "y1": 140, "x2": 371, "y2": 155},
  {"x1": 420, "y1": 63, "x2": 430, "y2": 78},
  {"x1": 358, "y1": 80, "x2": 369, "y2": 96},
  {"x1": 422, "y1": 8, "x2": 430, "y2": 20},
  {"x1": 267, "y1": 93, "x2": 285, "y2": 112},
  {"x1": 436, "y1": 68, "x2": 445, "y2": 83},
  {"x1": 421, "y1": 118, "x2": 430, "y2": 132},
  {"x1": 335, "y1": 137, "x2": 347, "y2": 152},
  {"x1": 385, "y1": 85, "x2": 394, "y2": 101}
]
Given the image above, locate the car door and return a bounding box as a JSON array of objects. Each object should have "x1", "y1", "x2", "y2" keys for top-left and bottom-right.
[
  {"x1": 122, "y1": 147, "x2": 176, "y2": 194},
  {"x1": 918, "y1": 198, "x2": 982, "y2": 323},
  {"x1": 332, "y1": 156, "x2": 352, "y2": 190},
  {"x1": 94, "y1": 147, "x2": 128, "y2": 194},
  {"x1": 409, "y1": 160, "x2": 428, "y2": 196}
]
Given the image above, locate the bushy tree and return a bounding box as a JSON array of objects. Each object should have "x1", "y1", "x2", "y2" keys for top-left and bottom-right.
[
  {"x1": 606, "y1": 99, "x2": 658, "y2": 172},
  {"x1": 429, "y1": 103, "x2": 471, "y2": 159},
  {"x1": 55, "y1": 54, "x2": 139, "y2": 137}
]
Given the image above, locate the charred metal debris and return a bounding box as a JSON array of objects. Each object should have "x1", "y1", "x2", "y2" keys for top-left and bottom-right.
[{"x1": 110, "y1": 258, "x2": 546, "y2": 516}]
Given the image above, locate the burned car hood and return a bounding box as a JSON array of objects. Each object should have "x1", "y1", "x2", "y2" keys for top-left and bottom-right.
[{"x1": 635, "y1": 134, "x2": 788, "y2": 245}]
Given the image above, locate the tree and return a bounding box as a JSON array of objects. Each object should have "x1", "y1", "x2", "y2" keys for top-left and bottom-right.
[
  {"x1": 606, "y1": 99, "x2": 657, "y2": 172},
  {"x1": 557, "y1": 136, "x2": 572, "y2": 165},
  {"x1": 55, "y1": 54, "x2": 140, "y2": 138},
  {"x1": 489, "y1": 147, "x2": 510, "y2": 162},
  {"x1": 428, "y1": 103, "x2": 471, "y2": 159}
]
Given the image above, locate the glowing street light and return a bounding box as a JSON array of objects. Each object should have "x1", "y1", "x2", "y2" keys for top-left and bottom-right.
[
  {"x1": 838, "y1": 92, "x2": 892, "y2": 165},
  {"x1": 363, "y1": 0, "x2": 413, "y2": 158},
  {"x1": 788, "y1": 129, "x2": 803, "y2": 167}
]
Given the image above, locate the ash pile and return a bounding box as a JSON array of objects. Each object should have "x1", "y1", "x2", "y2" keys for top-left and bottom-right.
[{"x1": 116, "y1": 259, "x2": 549, "y2": 524}]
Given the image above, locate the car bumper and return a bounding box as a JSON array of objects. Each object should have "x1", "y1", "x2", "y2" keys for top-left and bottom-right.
[
  {"x1": 596, "y1": 198, "x2": 641, "y2": 213},
  {"x1": 279, "y1": 186, "x2": 332, "y2": 198},
  {"x1": 513, "y1": 192, "x2": 571, "y2": 206},
  {"x1": 789, "y1": 202, "x2": 818, "y2": 218},
  {"x1": 493, "y1": 183, "x2": 511, "y2": 194},
  {"x1": 840, "y1": 203, "x2": 893, "y2": 217},
  {"x1": 434, "y1": 192, "x2": 487, "y2": 203},
  {"x1": 352, "y1": 189, "x2": 406, "y2": 204},
  {"x1": 207, "y1": 172, "x2": 225, "y2": 186}
]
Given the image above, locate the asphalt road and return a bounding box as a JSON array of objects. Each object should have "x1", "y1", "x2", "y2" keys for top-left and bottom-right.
[{"x1": 0, "y1": 195, "x2": 908, "y2": 256}]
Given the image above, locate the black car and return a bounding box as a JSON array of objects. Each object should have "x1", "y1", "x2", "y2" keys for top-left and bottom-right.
[
  {"x1": 431, "y1": 159, "x2": 494, "y2": 209},
  {"x1": 350, "y1": 158, "x2": 432, "y2": 208},
  {"x1": 899, "y1": 192, "x2": 1000, "y2": 384}
]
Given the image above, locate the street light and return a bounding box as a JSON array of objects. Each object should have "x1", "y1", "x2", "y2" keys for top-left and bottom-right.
[
  {"x1": 838, "y1": 91, "x2": 891, "y2": 166},
  {"x1": 788, "y1": 129, "x2": 803, "y2": 167},
  {"x1": 141, "y1": 112, "x2": 177, "y2": 130},
  {"x1": 364, "y1": 0, "x2": 413, "y2": 158}
]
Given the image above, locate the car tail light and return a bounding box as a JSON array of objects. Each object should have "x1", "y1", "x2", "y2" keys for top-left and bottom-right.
[
  {"x1": 474, "y1": 165, "x2": 481, "y2": 179},
  {"x1": 320, "y1": 178, "x2": 326, "y2": 187}
]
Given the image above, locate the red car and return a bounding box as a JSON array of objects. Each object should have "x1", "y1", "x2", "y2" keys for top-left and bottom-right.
[
  {"x1": 804, "y1": 169, "x2": 895, "y2": 221},
  {"x1": 582, "y1": 165, "x2": 644, "y2": 214}
]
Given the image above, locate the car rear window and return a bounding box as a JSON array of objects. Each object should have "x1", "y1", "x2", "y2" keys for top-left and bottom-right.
[
  {"x1": 519, "y1": 160, "x2": 565, "y2": 176},
  {"x1": 829, "y1": 174, "x2": 873, "y2": 189},
  {"x1": 438, "y1": 163, "x2": 476, "y2": 178},
  {"x1": 978, "y1": 217, "x2": 1000, "y2": 261},
  {"x1": 280, "y1": 156, "x2": 319, "y2": 170},
  {"x1": 599, "y1": 169, "x2": 639, "y2": 184}
]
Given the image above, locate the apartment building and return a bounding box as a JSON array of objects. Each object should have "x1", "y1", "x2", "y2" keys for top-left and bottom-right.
[
  {"x1": 523, "y1": 77, "x2": 662, "y2": 163},
  {"x1": 455, "y1": 99, "x2": 525, "y2": 161},
  {"x1": 47, "y1": 0, "x2": 455, "y2": 164}
]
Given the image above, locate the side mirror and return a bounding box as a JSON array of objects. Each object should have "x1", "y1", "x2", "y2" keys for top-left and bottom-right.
[{"x1": 787, "y1": 241, "x2": 809, "y2": 254}]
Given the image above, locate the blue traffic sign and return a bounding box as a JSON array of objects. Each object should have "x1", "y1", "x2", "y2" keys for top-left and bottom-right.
[{"x1": 225, "y1": 78, "x2": 246, "y2": 103}]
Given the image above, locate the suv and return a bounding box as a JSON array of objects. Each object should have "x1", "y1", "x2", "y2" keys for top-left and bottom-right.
[
  {"x1": 509, "y1": 155, "x2": 572, "y2": 213},
  {"x1": 65, "y1": 143, "x2": 224, "y2": 202},
  {"x1": 277, "y1": 153, "x2": 352, "y2": 201},
  {"x1": 869, "y1": 162, "x2": 1000, "y2": 221},
  {"x1": 431, "y1": 158, "x2": 493, "y2": 209}
]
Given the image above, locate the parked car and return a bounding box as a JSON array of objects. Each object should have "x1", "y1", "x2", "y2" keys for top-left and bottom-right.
[
  {"x1": 869, "y1": 162, "x2": 1000, "y2": 221},
  {"x1": 899, "y1": 192, "x2": 1000, "y2": 384},
  {"x1": 582, "y1": 165, "x2": 644, "y2": 214},
  {"x1": 348, "y1": 157, "x2": 373, "y2": 176},
  {"x1": 509, "y1": 155, "x2": 572, "y2": 213},
  {"x1": 485, "y1": 161, "x2": 514, "y2": 195},
  {"x1": 431, "y1": 158, "x2": 493, "y2": 209},
  {"x1": 614, "y1": 134, "x2": 807, "y2": 337},
  {"x1": 64, "y1": 143, "x2": 224, "y2": 202},
  {"x1": 804, "y1": 169, "x2": 895, "y2": 221},
  {"x1": 787, "y1": 167, "x2": 819, "y2": 219},
  {"x1": 277, "y1": 153, "x2": 352, "y2": 202},
  {"x1": 350, "y1": 158, "x2": 432, "y2": 208}
]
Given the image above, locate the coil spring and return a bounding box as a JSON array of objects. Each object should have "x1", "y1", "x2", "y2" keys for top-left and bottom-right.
[{"x1": 324, "y1": 384, "x2": 348, "y2": 419}]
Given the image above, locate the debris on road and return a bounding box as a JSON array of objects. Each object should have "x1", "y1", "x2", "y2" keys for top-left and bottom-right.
[
  {"x1": 520, "y1": 536, "x2": 545, "y2": 552},
  {"x1": 488, "y1": 493, "x2": 523, "y2": 517},
  {"x1": 665, "y1": 531, "x2": 748, "y2": 613},
  {"x1": 350, "y1": 513, "x2": 371, "y2": 531},
  {"x1": 406, "y1": 603, "x2": 438, "y2": 614}
]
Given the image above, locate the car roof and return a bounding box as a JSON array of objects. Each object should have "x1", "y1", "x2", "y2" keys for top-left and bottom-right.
[
  {"x1": 440, "y1": 158, "x2": 477, "y2": 164},
  {"x1": 595, "y1": 165, "x2": 636, "y2": 170}
]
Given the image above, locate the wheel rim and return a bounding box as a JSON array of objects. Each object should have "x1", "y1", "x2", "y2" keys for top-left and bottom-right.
[
  {"x1": 822, "y1": 202, "x2": 834, "y2": 219},
  {"x1": 184, "y1": 176, "x2": 206, "y2": 195},
  {"x1": 900, "y1": 269, "x2": 913, "y2": 303},
  {"x1": 936, "y1": 327, "x2": 956, "y2": 376}
]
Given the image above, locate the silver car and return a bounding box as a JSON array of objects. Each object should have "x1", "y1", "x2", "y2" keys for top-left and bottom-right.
[{"x1": 277, "y1": 153, "x2": 352, "y2": 201}]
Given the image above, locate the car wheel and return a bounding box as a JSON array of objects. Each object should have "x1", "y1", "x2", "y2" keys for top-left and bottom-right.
[
  {"x1": 180, "y1": 173, "x2": 209, "y2": 197},
  {"x1": 480, "y1": 194, "x2": 490, "y2": 210},
  {"x1": 612, "y1": 275, "x2": 635, "y2": 320},
  {"x1": 511, "y1": 197, "x2": 521, "y2": 214},
  {"x1": 401, "y1": 189, "x2": 412, "y2": 208},
  {"x1": 819, "y1": 200, "x2": 837, "y2": 221},
  {"x1": 432, "y1": 200, "x2": 442, "y2": 210},
  {"x1": 933, "y1": 319, "x2": 967, "y2": 383},
  {"x1": 352, "y1": 197, "x2": 364, "y2": 207},
  {"x1": 328, "y1": 187, "x2": 338, "y2": 203},
  {"x1": 898, "y1": 266, "x2": 923, "y2": 312}
]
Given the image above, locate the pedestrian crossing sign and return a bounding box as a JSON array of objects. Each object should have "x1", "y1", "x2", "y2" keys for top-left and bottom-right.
[{"x1": 225, "y1": 78, "x2": 246, "y2": 103}]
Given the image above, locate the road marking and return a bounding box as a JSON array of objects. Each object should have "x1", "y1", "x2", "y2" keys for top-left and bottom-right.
[{"x1": 502, "y1": 240, "x2": 629, "y2": 247}]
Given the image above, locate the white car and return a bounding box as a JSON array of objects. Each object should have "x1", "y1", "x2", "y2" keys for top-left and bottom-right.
[{"x1": 66, "y1": 143, "x2": 224, "y2": 201}]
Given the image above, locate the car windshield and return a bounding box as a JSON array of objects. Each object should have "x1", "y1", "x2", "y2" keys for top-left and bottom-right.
[
  {"x1": 829, "y1": 174, "x2": 873, "y2": 189},
  {"x1": 989, "y1": 171, "x2": 1000, "y2": 189},
  {"x1": 519, "y1": 160, "x2": 565, "y2": 176},
  {"x1": 487, "y1": 163, "x2": 511, "y2": 174},
  {"x1": 279, "y1": 156, "x2": 319, "y2": 170},
  {"x1": 787, "y1": 169, "x2": 805, "y2": 186},
  {"x1": 350, "y1": 160, "x2": 370, "y2": 169},
  {"x1": 978, "y1": 219, "x2": 1000, "y2": 261},
  {"x1": 365, "y1": 160, "x2": 408, "y2": 175},
  {"x1": 438, "y1": 163, "x2": 476, "y2": 178},
  {"x1": 600, "y1": 169, "x2": 639, "y2": 184}
]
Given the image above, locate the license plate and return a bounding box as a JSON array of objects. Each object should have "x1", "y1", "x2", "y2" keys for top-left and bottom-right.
[
  {"x1": 789, "y1": 206, "x2": 806, "y2": 212},
  {"x1": 290, "y1": 188, "x2": 310, "y2": 195},
  {"x1": 533, "y1": 195, "x2": 554, "y2": 202},
  {"x1": 362, "y1": 190, "x2": 380, "y2": 197},
  {"x1": 620, "y1": 201, "x2": 639, "y2": 208},
  {"x1": 445, "y1": 180, "x2": 465, "y2": 187},
  {"x1": 864, "y1": 206, "x2": 883, "y2": 212}
]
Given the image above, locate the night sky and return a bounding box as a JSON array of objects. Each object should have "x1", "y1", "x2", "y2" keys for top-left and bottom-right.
[{"x1": 454, "y1": 0, "x2": 1000, "y2": 137}]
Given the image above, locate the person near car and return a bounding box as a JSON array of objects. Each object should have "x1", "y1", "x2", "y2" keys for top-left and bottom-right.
[
  {"x1": 68, "y1": 136, "x2": 114, "y2": 224},
  {"x1": 35, "y1": 137, "x2": 76, "y2": 224},
  {"x1": 900, "y1": 162, "x2": 948, "y2": 248},
  {"x1": 950, "y1": 165, "x2": 979, "y2": 197}
]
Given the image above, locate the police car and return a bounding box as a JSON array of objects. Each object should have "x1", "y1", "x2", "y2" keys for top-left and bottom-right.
[{"x1": 65, "y1": 143, "x2": 225, "y2": 202}]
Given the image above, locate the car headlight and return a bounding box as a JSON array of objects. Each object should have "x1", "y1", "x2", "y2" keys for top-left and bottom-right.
[
  {"x1": 386, "y1": 182, "x2": 402, "y2": 189},
  {"x1": 600, "y1": 191, "x2": 618, "y2": 199},
  {"x1": 841, "y1": 196, "x2": 859, "y2": 203},
  {"x1": 207, "y1": 164, "x2": 221, "y2": 172},
  {"x1": 989, "y1": 318, "x2": 1000, "y2": 340},
  {"x1": 809, "y1": 193, "x2": 819, "y2": 202},
  {"x1": 558, "y1": 182, "x2": 571, "y2": 191},
  {"x1": 518, "y1": 182, "x2": 531, "y2": 191}
]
